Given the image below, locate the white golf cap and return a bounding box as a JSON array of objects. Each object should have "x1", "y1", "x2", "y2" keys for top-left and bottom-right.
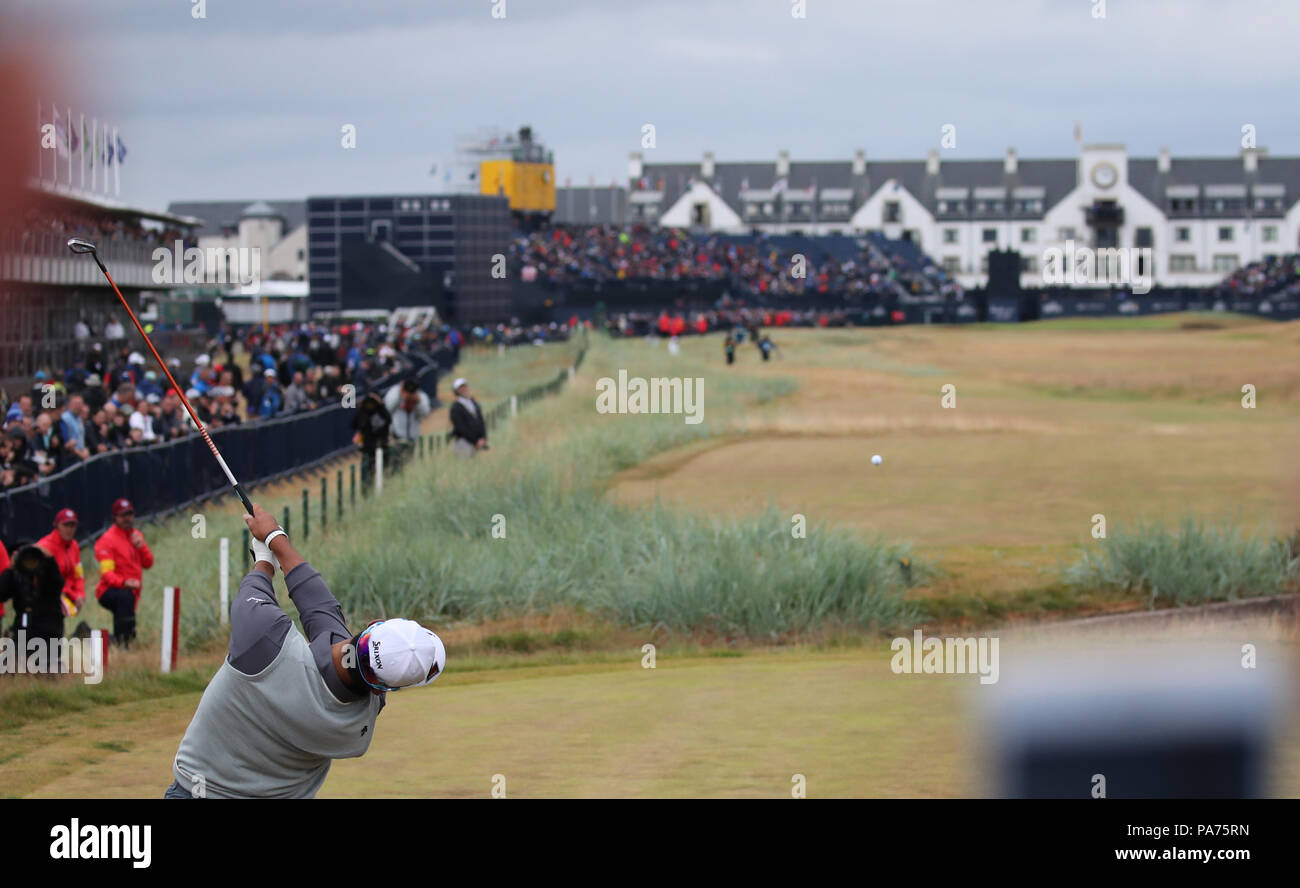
[
  {"x1": 452, "y1": 377, "x2": 467, "y2": 391},
  {"x1": 195, "y1": 354, "x2": 211, "y2": 366},
  {"x1": 358, "y1": 619, "x2": 445, "y2": 690},
  {"x1": 128, "y1": 351, "x2": 145, "y2": 364}
]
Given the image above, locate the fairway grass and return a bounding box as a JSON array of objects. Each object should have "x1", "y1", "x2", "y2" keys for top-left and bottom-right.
[
  {"x1": 611, "y1": 316, "x2": 1300, "y2": 607},
  {"x1": 9, "y1": 646, "x2": 973, "y2": 799}
]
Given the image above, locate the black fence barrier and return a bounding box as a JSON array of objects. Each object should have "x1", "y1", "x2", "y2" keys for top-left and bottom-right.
[
  {"x1": 0, "y1": 347, "x2": 453, "y2": 549},
  {"x1": 0, "y1": 405, "x2": 354, "y2": 548}
]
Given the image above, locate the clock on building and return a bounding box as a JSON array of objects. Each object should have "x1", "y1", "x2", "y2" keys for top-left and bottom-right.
[{"x1": 1091, "y1": 162, "x2": 1118, "y2": 189}]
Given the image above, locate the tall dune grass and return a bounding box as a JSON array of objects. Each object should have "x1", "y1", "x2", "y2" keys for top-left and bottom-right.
[
  {"x1": 1061, "y1": 516, "x2": 1298, "y2": 606},
  {"x1": 130, "y1": 334, "x2": 922, "y2": 647}
]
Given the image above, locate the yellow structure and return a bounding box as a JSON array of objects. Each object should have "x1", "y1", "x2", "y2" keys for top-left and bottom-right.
[{"x1": 479, "y1": 158, "x2": 555, "y2": 215}]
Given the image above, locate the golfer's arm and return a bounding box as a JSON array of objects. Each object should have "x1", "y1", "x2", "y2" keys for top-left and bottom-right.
[
  {"x1": 228, "y1": 570, "x2": 292, "y2": 674},
  {"x1": 283, "y1": 562, "x2": 350, "y2": 644},
  {"x1": 268, "y1": 533, "x2": 305, "y2": 575}
]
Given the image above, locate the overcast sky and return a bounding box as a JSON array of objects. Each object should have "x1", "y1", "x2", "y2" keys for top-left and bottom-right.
[{"x1": 16, "y1": 0, "x2": 1300, "y2": 211}]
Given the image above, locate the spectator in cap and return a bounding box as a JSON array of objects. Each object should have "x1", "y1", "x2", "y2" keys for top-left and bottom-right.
[
  {"x1": 34, "y1": 508, "x2": 86, "y2": 620},
  {"x1": 64, "y1": 357, "x2": 89, "y2": 393},
  {"x1": 94, "y1": 498, "x2": 153, "y2": 648},
  {"x1": 109, "y1": 381, "x2": 137, "y2": 413},
  {"x1": 82, "y1": 375, "x2": 107, "y2": 414},
  {"x1": 137, "y1": 369, "x2": 163, "y2": 401},
  {"x1": 259, "y1": 368, "x2": 283, "y2": 418},
  {"x1": 448, "y1": 378, "x2": 487, "y2": 457},
  {"x1": 190, "y1": 355, "x2": 214, "y2": 396},
  {"x1": 4, "y1": 393, "x2": 31, "y2": 426}
]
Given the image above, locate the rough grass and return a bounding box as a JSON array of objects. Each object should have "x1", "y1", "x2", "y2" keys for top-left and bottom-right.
[
  {"x1": 1061, "y1": 517, "x2": 1300, "y2": 607},
  {"x1": 90, "y1": 331, "x2": 925, "y2": 650}
]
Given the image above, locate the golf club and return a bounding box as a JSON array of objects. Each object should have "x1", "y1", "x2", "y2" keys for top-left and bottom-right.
[{"x1": 67, "y1": 237, "x2": 255, "y2": 516}]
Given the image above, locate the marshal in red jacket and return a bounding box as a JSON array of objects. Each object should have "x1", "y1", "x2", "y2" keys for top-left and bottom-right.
[{"x1": 94, "y1": 524, "x2": 154, "y2": 602}]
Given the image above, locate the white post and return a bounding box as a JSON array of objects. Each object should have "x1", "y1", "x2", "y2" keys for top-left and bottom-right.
[
  {"x1": 375, "y1": 448, "x2": 384, "y2": 496},
  {"x1": 498, "y1": 343, "x2": 505, "y2": 358},
  {"x1": 219, "y1": 537, "x2": 230, "y2": 625},
  {"x1": 510, "y1": 394, "x2": 518, "y2": 417},
  {"x1": 160, "y1": 586, "x2": 180, "y2": 673},
  {"x1": 568, "y1": 366, "x2": 576, "y2": 383}
]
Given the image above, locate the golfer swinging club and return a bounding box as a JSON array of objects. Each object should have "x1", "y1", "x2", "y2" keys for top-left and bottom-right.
[{"x1": 167, "y1": 503, "x2": 445, "y2": 798}]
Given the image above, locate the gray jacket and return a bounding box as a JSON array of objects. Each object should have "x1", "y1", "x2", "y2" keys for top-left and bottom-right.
[{"x1": 171, "y1": 563, "x2": 383, "y2": 798}]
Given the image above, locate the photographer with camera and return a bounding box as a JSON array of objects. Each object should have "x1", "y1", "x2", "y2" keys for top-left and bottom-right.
[{"x1": 0, "y1": 541, "x2": 69, "y2": 672}]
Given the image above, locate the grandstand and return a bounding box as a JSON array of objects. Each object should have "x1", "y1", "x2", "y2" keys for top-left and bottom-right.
[
  {"x1": 0, "y1": 184, "x2": 202, "y2": 394},
  {"x1": 609, "y1": 144, "x2": 1300, "y2": 293}
]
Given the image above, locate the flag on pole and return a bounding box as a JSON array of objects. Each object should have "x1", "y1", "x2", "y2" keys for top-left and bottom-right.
[
  {"x1": 37, "y1": 98, "x2": 44, "y2": 182},
  {"x1": 52, "y1": 107, "x2": 69, "y2": 160},
  {"x1": 78, "y1": 113, "x2": 86, "y2": 189},
  {"x1": 66, "y1": 106, "x2": 73, "y2": 182}
]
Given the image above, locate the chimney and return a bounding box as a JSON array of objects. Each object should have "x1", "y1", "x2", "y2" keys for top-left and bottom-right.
[
  {"x1": 1157, "y1": 146, "x2": 1171, "y2": 174},
  {"x1": 628, "y1": 152, "x2": 643, "y2": 180},
  {"x1": 1004, "y1": 148, "x2": 1018, "y2": 175},
  {"x1": 1243, "y1": 147, "x2": 1261, "y2": 174},
  {"x1": 852, "y1": 149, "x2": 866, "y2": 176},
  {"x1": 701, "y1": 151, "x2": 715, "y2": 179},
  {"x1": 926, "y1": 149, "x2": 940, "y2": 176},
  {"x1": 777, "y1": 149, "x2": 790, "y2": 178}
]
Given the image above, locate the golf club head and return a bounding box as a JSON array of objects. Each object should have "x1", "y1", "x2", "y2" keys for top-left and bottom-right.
[{"x1": 66, "y1": 237, "x2": 98, "y2": 255}]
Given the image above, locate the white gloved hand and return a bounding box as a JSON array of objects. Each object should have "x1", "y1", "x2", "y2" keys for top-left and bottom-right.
[{"x1": 249, "y1": 536, "x2": 281, "y2": 572}]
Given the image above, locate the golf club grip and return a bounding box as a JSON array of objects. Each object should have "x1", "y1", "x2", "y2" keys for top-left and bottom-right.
[{"x1": 233, "y1": 484, "x2": 255, "y2": 516}]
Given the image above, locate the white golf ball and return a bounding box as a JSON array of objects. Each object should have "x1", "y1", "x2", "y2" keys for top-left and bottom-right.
[{"x1": 871, "y1": 454, "x2": 883, "y2": 466}]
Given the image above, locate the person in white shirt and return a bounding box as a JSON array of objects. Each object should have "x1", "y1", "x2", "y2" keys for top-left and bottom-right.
[
  {"x1": 383, "y1": 378, "x2": 431, "y2": 442},
  {"x1": 104, "y1": 318, "x2": 126, "y2": 340},
  {"x1": 129, "y1": 400, "x2": 159, "y2": 443}
]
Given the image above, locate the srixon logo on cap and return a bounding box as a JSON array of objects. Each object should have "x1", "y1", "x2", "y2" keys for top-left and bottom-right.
[{"x1": 371, "y1": 640, "x2": 382, "y2": 670}]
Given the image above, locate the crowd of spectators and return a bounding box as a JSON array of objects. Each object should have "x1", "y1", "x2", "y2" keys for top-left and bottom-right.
[
  {"x1": 1, "y1": 206, "x2": 189, "y2": 257},
  {"x1": 463, "y1": 321, "x2": 572, "y2": 347},
  {"x1": 0, "y1": 320, "x2": 454, "y2": 491},
  {"x1": 1212, "y1": 253, "x2": 1300, "y2": 301},
  {"x1": 606, "y1": 303, "x2": 888, "y2": 339},
  {"x1": 509, "y1": 225, "x2": 961, "y2": 302}
]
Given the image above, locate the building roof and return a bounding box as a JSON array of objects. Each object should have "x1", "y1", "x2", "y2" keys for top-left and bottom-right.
[
  {"x1": 636, "y1": 152, "x2": 1300, "y2": 221},
  {"x1": 553, "y1": 186, "x2": 627, "y2": 225},
  {"x1": 33, "y1": 180, "x2": 202, "y2": 227},
  {"x1": 639, "y1": 157, "x2": 1079, "y2": 220},
  {"x1": 166, "y1": 199, "x2": 306, "y2": 238}
]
